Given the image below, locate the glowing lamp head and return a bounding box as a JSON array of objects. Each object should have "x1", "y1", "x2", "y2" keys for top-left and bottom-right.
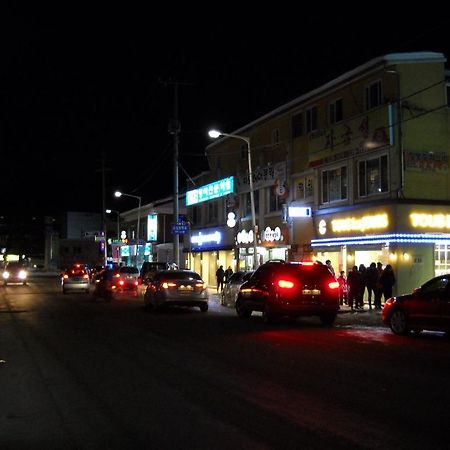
[
  {"x1": 114, "y1": 191, "x2": 122, "y2": 198},
  {"x1": 208, "y1": 130, "x2": 221, "y2": 139}
]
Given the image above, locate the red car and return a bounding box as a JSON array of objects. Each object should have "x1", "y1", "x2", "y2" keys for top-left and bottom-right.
[{"x1": 382, "y1": 274, "x2": 450, "y2": 335}]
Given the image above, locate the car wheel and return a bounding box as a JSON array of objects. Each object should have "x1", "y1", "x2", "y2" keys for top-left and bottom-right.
[
  {"x1": 235, "y1": 297, "x2": 251, "y2": 319},
  {"x1": 319, "y1": 313, "x2": 337, "y2": 326},
  {"x1": 389, "y1": 309, "x2": 408, "y2": 335},
  {"x1": 199, "y1": 303, "x2": 208, "y2": 312}
]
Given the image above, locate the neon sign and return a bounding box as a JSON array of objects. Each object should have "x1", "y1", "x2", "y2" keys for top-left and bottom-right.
[
  {"x1": 331, "y1": 213, "x2": 389, "y2": 233},
  {"x1": 410, "y1": 213, "x2": 450, "y2": 229},
  {"x1": 186, "y1": 176, "x2": 234, "y2": 206}
]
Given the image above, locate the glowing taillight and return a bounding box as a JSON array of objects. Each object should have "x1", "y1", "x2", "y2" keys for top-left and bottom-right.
[
  {"x1": 83, "y1": 274, "x2": 89, "y2": 280},
  {"x1": 119, "y1": 280, "x2": 124, "y2": 286},
  {"x1": 63, "y1": 274, "x2": 69, "y2": 279},
  {"x1": 301, "y1": 261, "x2": 314, "y2": 266},
  {"x1": 328, "y1": 281, "x2": 340, "y2": 289},
  {"x1": 134, "y1": 281, "x2": 139, "y2": 286},
  {"x1": 195, "y1": 282, "x2": 206, "y2": 289},
  {"x1": 162, "y1": 282, "x2": 177, "y2": 289},
  {"x1": 277, "y1": 279, "x2": 295, "y2": 289}
]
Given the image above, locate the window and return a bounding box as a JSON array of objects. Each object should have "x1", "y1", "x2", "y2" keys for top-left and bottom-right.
[
  {"x1": 240, "y1": 143, "x2": 247, "y2": 160},
  {"x1": 365, "y1": 80, "x2": 382, "y2": 110},
  {"x1": 292, "y1": 112, "x2": 303, "y2": 138},
  {"x1": 306, "y1": 106, "x2": 318, "y2": 133},
  {"x1": 329, "y1": 98, "x2": 343, "y2": 124},
  {"x1": 435, "y1": 244, "x2": 450, "y2": 276},
  {"x1": 358, "y1": 155, "x2": 388, "y2": 197},
  {"x1": 243, "y1": 191, "x2": 259, "y2": 217},
  {"x1": 267, "y1": 186, "x2": 281, "y2": 213},
  {"x1": 272, "y1": 128, "x2": 280, "y2": 145},
  {"x1": 297, "y1": 176, "x2": 314, "y2": 200},
  {"x1": 207, "y1": 201, "x2": 218, "y2": 223},
  {"x1": 321, "y1": 166, "x2": 347, "y2": 203}
]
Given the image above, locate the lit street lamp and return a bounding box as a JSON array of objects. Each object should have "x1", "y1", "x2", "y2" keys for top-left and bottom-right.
[
  {"x1": 105, "y1": 209, "x2": 120, "y2": 240},
  {"x1": 208, "y1": 129, "x2": 258, "y2": 270},
  {"x1": 114, "y1": 191, "x2": 142, "y2": 267}
]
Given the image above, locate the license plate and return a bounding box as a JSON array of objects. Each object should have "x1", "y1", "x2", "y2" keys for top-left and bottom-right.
[
  {"x1": 302, "y1": 289, "x2": 321, "y2": 295},
  {"x1": 178, "y1": 285, "x2": 193, "y2": 291}
]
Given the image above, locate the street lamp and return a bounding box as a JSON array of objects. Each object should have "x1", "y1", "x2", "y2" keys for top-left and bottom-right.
[
  {"x1": 208, "y1": 129, "x2": 258, "y2": 270},
  {"x1": 114, "y1": 191, "x2": 142, "y2": 267},
  {"x1": 105, "y1": 209, "x2": 120, "y2": 240}
]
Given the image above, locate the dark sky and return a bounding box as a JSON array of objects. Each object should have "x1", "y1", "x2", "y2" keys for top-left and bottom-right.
[{"x1": 1, "y1": 11, "x2": 449, "y2": 219}]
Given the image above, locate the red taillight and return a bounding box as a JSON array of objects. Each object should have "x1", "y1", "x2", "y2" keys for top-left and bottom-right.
[
  {"x1": 195, "y1": 282, "x2": 206, "y2": 289},
  {"x1": 119, "y1": 280, "x2": 124, "y2": 286},
  {"x1": 83, "y1": 274, "x2": 89, "y2": 280},
  {"x1": 134, "y1": 281, "x2": 139, "y2": 286},
  {"x1": 328, "y1": 281, "x2": 339, "y2": 289},
  {"x1": 63, "y1": 274, "x2": 68, "y2": 279},
  {"x1": 301, "y1": 261, "x2": 314, "y2": 266},
  {"x1": 277, "y1": 279, "x2": 295, "y2": 289},
  {"x1": 162, "y1": 282, "x2": 177, "y2": 289}
]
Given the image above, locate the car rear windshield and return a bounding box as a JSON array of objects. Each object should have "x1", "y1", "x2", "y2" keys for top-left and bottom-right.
[
  {"x1": 156, "y1": 271, "x2": 202, "y2": 281},
  {"x1": 276, "y1": 264, "x2": 334, "y2": 282}
]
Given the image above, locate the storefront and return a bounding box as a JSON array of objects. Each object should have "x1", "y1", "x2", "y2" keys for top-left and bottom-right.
[
  {"x1": 311, "y1": 204, "x2": 450, "y2": 296},
  {"x1": 187, "y1": 226, "x2": 235, "y2": 288}
]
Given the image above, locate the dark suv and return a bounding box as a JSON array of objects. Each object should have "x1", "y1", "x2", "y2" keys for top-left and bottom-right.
[{"x1": 235, "y1": 261, "x2": 340, "y2": 324}]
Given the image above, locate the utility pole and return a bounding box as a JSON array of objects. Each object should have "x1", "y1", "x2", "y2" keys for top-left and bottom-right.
[
  {"x1": 165, "y1": 79, "x2": 194, "y2": 268},
  {"x1": 168, "y1": 83, "x2": 180, "y2": 267}
]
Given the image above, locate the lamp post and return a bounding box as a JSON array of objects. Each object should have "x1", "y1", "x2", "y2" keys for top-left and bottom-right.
[
  {"x1": 114, "y1": 191, "x2": 142, "y2": 267},
  {"x1": 208, "y1": 129, "x2": 258, "y2": 270},
  {"x1": 105, "y1": 209, "x2": 120, "y2": 240}
]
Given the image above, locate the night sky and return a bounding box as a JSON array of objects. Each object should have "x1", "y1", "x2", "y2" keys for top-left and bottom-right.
[{"x1": 1, "y1": 11, "x2": 449, "y2": 219}]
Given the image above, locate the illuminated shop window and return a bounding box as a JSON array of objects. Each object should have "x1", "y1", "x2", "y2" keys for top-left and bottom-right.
[{"x1": 435, "y1": 243, "x2": 450, "y2": 276}]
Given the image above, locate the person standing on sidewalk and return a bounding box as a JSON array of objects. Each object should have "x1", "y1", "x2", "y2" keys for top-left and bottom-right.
[
  {"x1": 347, "y1": 266, "x2": 363, "y2": 311},
  {"x1": 216, "y1": 265, "x2": 225, "y2": 292},
  {"x1": 379, "y1": 264, "x2": 396, "y2": 305}
]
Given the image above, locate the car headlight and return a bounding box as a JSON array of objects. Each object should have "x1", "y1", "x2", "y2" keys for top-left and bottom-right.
[
  {"x1": 19, "y1": 270, "x2": 27, "y2": 279},
  {"x1": 3, "y1": 271, "x2": 9, "y2": 279}
]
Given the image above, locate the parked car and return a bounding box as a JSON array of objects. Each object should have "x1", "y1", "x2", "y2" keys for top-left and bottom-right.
[
  {"x1": 382, "y1": 274, "x2": 450, "y2": 335},
  {"x1": 62, "y1": 264, "x2": 91, "y2": 294},
  {"x1": 2, "y1": 261, "x2": 28, "y2": 286},
  {"x1": 143, "y1": 269, "x2": 208, "y2": 312},
  {"x1": 221, "y1": 271, "x2": 254, "y2": 307},
  {"x1": 139, "y1": 261, "x2": 177, "y2": 284},
  {"x1": 235, "y1": 260, "x2": 340, "y2": 324},
  {"x1": 117, "y1": 266, "x2": 139, "y2": 291}
]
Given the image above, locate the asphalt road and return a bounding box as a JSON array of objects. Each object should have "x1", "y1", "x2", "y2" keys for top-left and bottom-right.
[{"x1": 1, "y1": 276, "x2": 449, "y2": 449}]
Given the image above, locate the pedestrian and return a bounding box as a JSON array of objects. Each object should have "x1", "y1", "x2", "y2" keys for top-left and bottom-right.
[
  {"x1": 379, "y1": 264, "x2": 396, "y2": 305},
  {"x1": 357, "y1": 264, "x2": 366, "y2": 309},
  {"x1": 374, "y1": 262, "x2": 384, "y2": 309},
  {"x1": 337, "y1": 270, "x2": 348, "y2": 306},
  {"x1": 224, "y1": 266, "x2": 233, "y2": 284},
  {"x1": 364, "y1": 262, "x2": 378, "y2": 310},
  {"x1": 216, "y1": 265, "x2": 225, "y2": 292},
  {"x1": 325, "y1": 260, "x2": 336, "y2": 277},
  {"x1": 347, "y1": 266, "x2": 363, "y2": 311}
]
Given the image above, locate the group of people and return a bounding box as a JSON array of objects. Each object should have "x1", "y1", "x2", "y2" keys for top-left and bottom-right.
[
  {"x1": 216, "y1": 265, "x2": 233, "y2": 292},
  {"x1": 327, "y1": 260, "x2": 395, "y2": 311}
]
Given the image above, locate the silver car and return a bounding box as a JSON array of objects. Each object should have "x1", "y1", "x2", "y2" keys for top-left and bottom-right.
[
  {"x1": 62, "y1": 264, "x2": 91, "y2": 294},
  {"x1": 221, "y1": 271, "x2": 254, "y2": 307},
  {"x1": 144, "y1": 270, "x2": 208, "y2": 312}
]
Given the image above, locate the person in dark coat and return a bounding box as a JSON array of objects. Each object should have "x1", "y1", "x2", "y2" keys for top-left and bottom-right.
[
  {"x1": 364, "y1": 262, "x2": 379, "y2": 310},
  {"x1": 379, "y1": 264, "x2": 396, "y2": 305},
  {"x1": 374, "y1": 262, "x2": 384, "y2": 309},
  {"x1": 347, "y1": 266, "x2": 363, "y2": 311},
  {"x1": 216, "y1": 265, "x2": 225, "y2": 292}
]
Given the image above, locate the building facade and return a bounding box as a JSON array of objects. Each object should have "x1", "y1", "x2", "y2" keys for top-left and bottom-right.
[{"x1": 193, "y1": 52, "x2": 450, "y2": 295}]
